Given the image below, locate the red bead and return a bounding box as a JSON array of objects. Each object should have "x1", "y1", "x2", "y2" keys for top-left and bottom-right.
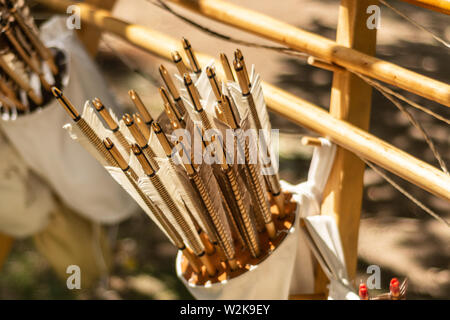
[
  {"x1": 359, "y1": 283, "x2": 369, "y2": 300},
  {"x1": 390, "y1": 278, "x2": 400, "y2": 297}
]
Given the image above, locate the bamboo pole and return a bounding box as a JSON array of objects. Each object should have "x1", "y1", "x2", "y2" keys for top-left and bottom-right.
[
  {"x1": 317, "y1": 0, "x2": 377, "y2": 294},
  {"x1": 301, "y1": 136, "x2": 323, "y2": 147},
  {"x1": 307, "y1": 57, "x2": 345, "y2": 73},
  {"x1": 166, "y1": 0, "x2": 450, "y2": 107},
  {"x1": 400, "y1": 0, "x2": 450, "y2": 14},
  {"x1": 36, "y1": 0, "x2": 450, "y2": 202},
  {"x1": 263, "y1": 84, "x2": 450, "y2": 201}
]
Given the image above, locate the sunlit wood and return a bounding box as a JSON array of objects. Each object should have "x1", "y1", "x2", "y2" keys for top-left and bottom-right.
[
  {"x1": 166, "y1": 0, "x2": 450, "y2": 107},
  {"x1": 318, "y1": 0, "x2": 377, "y2": 295}
]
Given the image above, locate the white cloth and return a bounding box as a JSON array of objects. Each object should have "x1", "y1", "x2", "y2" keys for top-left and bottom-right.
[
  {"x1": 0, "y1": 17, "x2": 137, "y2": 225},
  {"x1": 302, "y1": 215, "x2": 359, "y2": 300},
  {"x1": 328, "y1": 280, "x2": 359, "y2": 300},
  {"x1": 286, "y1": 138, "x2": 336, "y2": 294},
  {"x1": 176, "y1": 204, "x2": 300, "y2": 300},
  {"x1": 0, "y1": 131, "x2": 55, "y2": 237}
]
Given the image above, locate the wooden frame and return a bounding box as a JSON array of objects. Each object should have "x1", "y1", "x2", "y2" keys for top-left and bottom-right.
[
  {"x1": 166, "y1": 0, "x2": 450, "y2": 107},
  {"x1": 36, "y1": 0, "x2": 450, "y2": 299},
  {"x1": 316, "y1": 0, "x2": 378, "y2": 294}
]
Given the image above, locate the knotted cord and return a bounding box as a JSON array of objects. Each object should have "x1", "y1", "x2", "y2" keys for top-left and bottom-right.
[
  {"x1": 362, "y1": 158, "x2": 449, "y2": 227},
  {"x1": 357, "y1": 75, "x2": 450, "y2": 126},
  {"x1": 355, "y1": 72, "x2": 449, "y2": 174},
  {"x1": 148, "y1": 0, "x2": 309, "y2": 59}
]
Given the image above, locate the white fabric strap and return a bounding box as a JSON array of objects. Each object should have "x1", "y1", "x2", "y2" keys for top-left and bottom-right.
[
  {"x1": 287, "y1": 138, "x2": 360, "y2": 299},
  {"x1": 287, "y1": 137, "x2": 358, "y2": 299},
  {"x1": 305, "y1": 138, "x2": 336, "y2": 205},
  {"x1": 303, "y1": 215, "x2": 358, "y2": 300},
  {"x1": 286, "y1": 138, "x2": 336, "y2": 294}
]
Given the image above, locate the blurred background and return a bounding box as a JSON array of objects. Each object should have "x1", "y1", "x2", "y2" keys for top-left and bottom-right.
[{"x1": 0, "y1": 0, "x2": 448, "y2": 299}]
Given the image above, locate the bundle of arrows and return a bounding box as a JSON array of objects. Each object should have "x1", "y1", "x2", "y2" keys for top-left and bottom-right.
[
  {"x1": 0, "y1": 0, "x2": 61, "y2": 117},
  {"x1": 53, "y1": 38, "x2": 297, "y2": 285}
]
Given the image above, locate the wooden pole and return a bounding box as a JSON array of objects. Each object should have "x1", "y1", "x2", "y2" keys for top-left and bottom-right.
[
  {"x1": 36, "y1": 0, "x2": 450, "y2": 202},
  {"x1": 301, "y1": 136, "x2": 323, "y2": 147},
  {"x1": 262, "y1": 84, "x2": 450, "y2": 201},
  {"x1": 316, "y1": 0, "x2": 378, "y2": 294},
  {"x1": 76, "y1": 0, "x2": 117, "y2": 57},
  {"x1": 400, "y1": 0, "x2": 450, "y2": 15},
  {"x1": 166, "y1": 0, "x2": 450, "y2": 107}
]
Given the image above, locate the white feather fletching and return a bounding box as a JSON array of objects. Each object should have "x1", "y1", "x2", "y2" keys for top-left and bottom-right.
[
  {"x1": 227, "y1": 81, "x2": 247, "y2": 116},
  {"x1": 148, "y1": 130, "x2": 166, "y2": 158},
  {"x1": 109, "y1": 108, "x2": 136, "y2": 150},
  {"x1": 128, "y1": 152, "x2": 146, "y2": 178},
  {"x1": 81, "y1": 101, "x2": 130, "y2": 162},
  {"x1": 226, "y1": 65, "x2": 271, "y2": 132},
  {"x1": 169, "y1": 153, "x2": 215, "y2": 242},
  {"x1": 117, "y1": 118, "x2": 135, "y2": 144},
  {"x1": 250, "y1": 64, "x2": 272, "y2": 146},
  {"x1": 198, "y1": 164, "x2": 233, "y2": 247},
  {"x1": 106, "y1": 166, "x2": 174, "y2": 245},
  {"x1": 175, "y1": 60, "x2": 216, "y2": 117},
  {"x1": 81, "y1": 101, "x2": 109, "y2": 140},
  {"x1": 158, "y1": 154, "x2": 212, "y2": 242},
  {"x1": 226, "y1": 65, "x2": 276, "y2": 168},
  {"x1": 194, "y1": 61, "x2": 214, "y2": 98},
  {"x1": 138, "y1": 158, "x2": 204, "y2": 255}
]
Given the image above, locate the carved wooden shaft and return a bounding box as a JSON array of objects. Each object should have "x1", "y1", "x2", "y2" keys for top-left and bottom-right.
[
  {"x1": 191, "y1": 172, "x2": 238, "y2": 270},
  {"x1": 77, "y1": 118, "x2": 115, "y2": 165},
  {"x1": 238, "y1": 131, "x2": 276, "y2": 239},
  {"x1": 225, "y1": 166, "x2": 260, "y2": 258}
]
